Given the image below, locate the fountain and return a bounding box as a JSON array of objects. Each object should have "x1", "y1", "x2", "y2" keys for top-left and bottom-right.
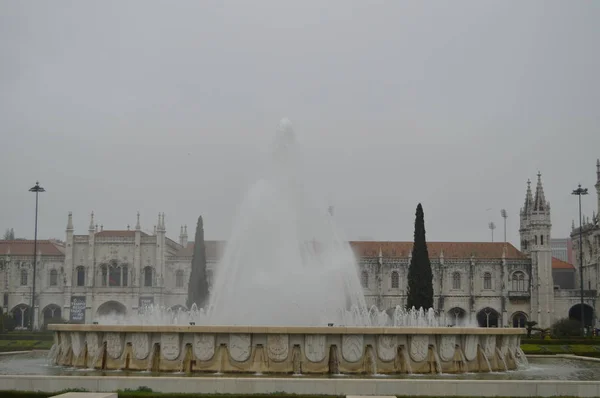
[{"x1": 49, "y1": 118, "x2": 524, "y2": 375}]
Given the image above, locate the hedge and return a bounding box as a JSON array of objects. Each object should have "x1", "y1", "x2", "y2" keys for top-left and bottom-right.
[
  {"x1": 0, "y1": 332, "x2": 54, "y2": 341},
  {"x1": 521, "y1": 343, "x2": 600, "y2": 357},
  {"x1": 0, "y1": 394, "x2": 584, "y2": 398},
  {"x1": 0, "y1": 393, "x2": 342, "y2": 398},
  {"x1": 521, "y1": 338, "x2": 600, "y2": 345},
  {"x1": 0, "y1": 340, "x2": 53, "y2": 352}
]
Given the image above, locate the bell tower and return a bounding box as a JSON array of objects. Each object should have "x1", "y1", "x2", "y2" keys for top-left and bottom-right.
[{"x1": 520, "y1": 172, "x2": 553, "y2": 328}]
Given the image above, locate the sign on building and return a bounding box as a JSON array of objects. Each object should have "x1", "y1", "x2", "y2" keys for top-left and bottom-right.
[{"x1": 69, "y1": 296, "x2": 86, "y2": 323}]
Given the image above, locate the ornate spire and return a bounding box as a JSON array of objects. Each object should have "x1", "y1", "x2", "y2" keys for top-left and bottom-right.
[
  {"x1": 135, "y1": 211, "x2": 141, "y2": 230},
  {"x1": 184, "y1": 225, "x2": 188, "y2": 236},
  {"x1": 66, "y1": 212, "x2": 73, "y2": 231},
  {"x1": 523, "y1": 179, "x2": 533, "y2": 213},
  {"x1": 88, "y1": 211, "x2": 95, "y2": 232},
  {"x1": 596, "y1": 158, "x2": 600, "y2": 184},
  {"x1": 157, "y1": 213, "x2": 166, "y2": 231},
  {"x1": 533, "y1": 172, "x2": 547, "y2": 211},
  {"x1": 572, "y1": 219, "x2": 575, "y2": 230}
]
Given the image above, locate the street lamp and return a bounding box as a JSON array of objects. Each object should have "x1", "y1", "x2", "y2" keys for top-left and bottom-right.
[
  {"x1": 28, "y1": 181, "x2": 45, "y2": 331},
  {"x1": 488, "y1": 222, "x2": 496, "y2": 242},
  {"x1": 500, "y1": 209, "x2": 508, "y2": 244},
  {"x1": 572, "y1": 184, "x2": 588, "y2": 336}
]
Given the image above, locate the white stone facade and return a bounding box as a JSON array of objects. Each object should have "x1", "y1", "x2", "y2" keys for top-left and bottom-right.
[{"x1": 1, "y1": 166, "x2": 599, "y2": 330}]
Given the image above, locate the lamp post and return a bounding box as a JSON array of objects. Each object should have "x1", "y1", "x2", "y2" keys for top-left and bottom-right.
[
  {"x1": 572, "y1": 184, "x2": 588, "y2": 336},
  {"x1": 488, "y1": 222, "x2": 496, "y2": 242},
  {"x1": 500, "y1": 209, "x2": 508, "y2": 244},
  {"x1": 28, "y1": 181, "x2": 45, "y2": 331}
]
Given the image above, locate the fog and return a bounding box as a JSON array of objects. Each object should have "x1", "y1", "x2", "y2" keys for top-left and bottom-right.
[{"x1": 1, "y1": 1, "x2": 599, "y2": 245}]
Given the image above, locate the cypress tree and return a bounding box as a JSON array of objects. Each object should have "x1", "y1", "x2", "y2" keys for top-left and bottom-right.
[
  {"x1": 187, "y1": 216, "x2": 209, "y2": 309},
  {"x1": 406, "y1": 203, "x2": 434, "y2": 310}
]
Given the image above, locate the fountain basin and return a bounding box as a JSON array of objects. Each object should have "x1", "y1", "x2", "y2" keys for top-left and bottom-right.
[{"x1": 48, "y1": 325, "x2": 525, "y2": 374}]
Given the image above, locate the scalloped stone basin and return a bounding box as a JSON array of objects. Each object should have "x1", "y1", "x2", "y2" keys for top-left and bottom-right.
[{"x1": 48, "y1": 325, "x2": 525, "y2": 374}]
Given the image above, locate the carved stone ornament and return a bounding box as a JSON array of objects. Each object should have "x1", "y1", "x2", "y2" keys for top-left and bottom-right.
[
  {"x1": 508, "y1": 335, "x2": 518, "y2": 356},
  {"x1": 85, "y1": 332, "x2": 99, "y2": 359},
  {"x1": 409, "y1": 335, "x2": 428, "y2": 362},
  {"x1": 229, "y1": 334, "x2": 251, "y2": 362},
  {"x1": 194, "y1": 334, "x2": 215, "y2": 361},
  {"x1": 71, "y1": 332, "x2": 84, "y2": 357},
  {"x1": 499, "y1": 335, "x2": 510, "y2": 356},
  {"x1": 438, "y1": 335, "x2": 456, "y2": 362},
  {"x1": 304, "y1": 334, "x2": 327, "y2": 363},
  {"x1": 105, "y1": 333, "x2": 124, "y2": 359},
  {"x1": 132, "y1": 333, "x2": 150, "y2": 360},
  {"x1": 60, "y1": 332, "x2": 70, "y2": 353},
  {"x1": 481, "y1": 335, "x2": 495, "y2": 358},
  {"x1": 377, "y1": 335, "x2": 397, "y2": 362},
  {"x1": 161, "y1": 333, "x2": 180, "y2": 361},
  {"x1": 267, "y1": 334, "x2": 289, "y2": 362},
  {"x1": 463, "y1": 335, "x2": 478, "y2": 361},
  {"x1": 342, "y1": 334, "x2": 364, "y2": 363}
]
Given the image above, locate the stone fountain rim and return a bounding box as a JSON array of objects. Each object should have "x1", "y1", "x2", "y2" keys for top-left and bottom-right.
[{"x1": 48, "y1": 324, "x2": 525, "y2": 335}]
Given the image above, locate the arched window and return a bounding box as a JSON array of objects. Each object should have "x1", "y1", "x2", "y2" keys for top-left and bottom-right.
[
  {"x1": 512, "y1": 312, "x2": 527, "y2": 328},
  {"x1": 101, "y1": 265, "x2": 108, "y2": 286},
  {"x1": 122, "y1": 265, "x2": 128, "y2": 287},
  {"x1": 452, "y1": 272, "x2": 461, "y2": 290},
  {"x1": 103, "y1": 263, "x2": 129, "y2": 287},
  {"x1": 511, "y1": 271, "x2": 526, "y2": 291},
  {"x1": 20, "y1": 269, "x2": 28, "y2": 286},
  {"x1": 109, "y1": 264, "x2": 121, "y2": 286},
  {"x1": 361, "y1": 271, "x2": 369, "y2": 288},
  {"x1": 391, "y1": 271, "x2": 400, "y2": 289},
  {"x1": 483, "y1": 272, "x2": 492, "y2": 290},
  {"x1": 175, "y1": 270, "x2": 184, "y2": 288},
  {"x1": 541, "y1": 235, "x2": 544, "y2": 245},
  {"x1": 143, "y1": 266, "x2": 153, "y2": 287},
  {"x1": 76, "y1": 266, "x2": 85, "y2": 287},
  {"x1": 49, "y1": 269, "x2": 58, "y2": 286}
]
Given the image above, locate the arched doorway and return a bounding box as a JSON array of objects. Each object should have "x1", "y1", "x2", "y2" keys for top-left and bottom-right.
[
  {"x1": 511, "y1": 312, "x2": 528, "y2": 328},
  {"x1": 11, "y1": 304, "x2": 31, "y2": 329},
  {"x1": 477, "y1": 307, "x2": 500, "y2": 328},
  {"x1": 569, "y1": 303, "x2": 594, "y2": 327},
  {"x1": 446, "y1": 307, "x2": 467, "y2": 326},
  {"x1": 96, "y1": 301, "x2": 127, "y2": 317},
  {"x1": 42, "y1": 304, "x2": 62, "y2": 327}
]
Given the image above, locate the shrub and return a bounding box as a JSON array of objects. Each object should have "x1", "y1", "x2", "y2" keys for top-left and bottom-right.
[
  {"x1": 1, "y1": 314, "x2": 16, "y2": 332},
  {"x1": 552, "y1": 318, "x2": 583, "y2": 338}
]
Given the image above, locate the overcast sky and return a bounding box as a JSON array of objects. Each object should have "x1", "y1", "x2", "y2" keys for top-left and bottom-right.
[{"x1": 1, "y1": 1, "x2": 599, "y2": 247}]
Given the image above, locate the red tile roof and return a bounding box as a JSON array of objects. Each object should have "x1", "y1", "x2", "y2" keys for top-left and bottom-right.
[
  {"x1": 552, "y1": 257, "x2": 575, "y2": 270},
  {"x1": 349, "y1": 241, "x2": 527, "y2": 259},
  {"x1": 178, "y1": 240, "x2": 527, "y2": 260},
  {"x1": 0, "y1": 240, "x2": 65, "y2": 256},
  {"x1": 94, "y1": 230, "x2": 148, "y2": 237},
  {"x1": 177, "y1": 241, "x2": 225, "y2": 259}
]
